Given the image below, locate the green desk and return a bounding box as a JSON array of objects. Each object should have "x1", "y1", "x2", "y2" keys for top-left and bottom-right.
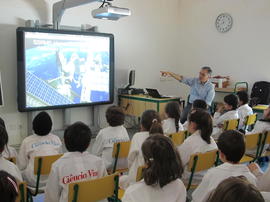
[{"x1": 118, "y1": 94, "x2": 180, "y2": 117}]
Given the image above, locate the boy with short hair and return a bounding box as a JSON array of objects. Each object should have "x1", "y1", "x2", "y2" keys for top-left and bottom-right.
[
  {"x1": 92, "y1": 106, "x2": 130, "y2": 169},
  {"x1": 44, "y1": 122, "x2": 107, "y2": 202},
  {"x1": 192, "y1": 130, "x2": 257, "y2": 202}
]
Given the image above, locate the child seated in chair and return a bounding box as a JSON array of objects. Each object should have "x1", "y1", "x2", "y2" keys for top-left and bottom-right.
[
  {"x1": 0, "y1": 126, "x2": 22, "y2": 182},
  {"x1": 246, "y1": 106, "x2": 270, "y2": 155},
  {"x1": 18, "y1": 111, "x2": 62, "y2": 188},
  {"x1": 120, "y1": 110, "x2": 163, "y2": 189},
  {"x1": 92, "y1": 105, "x2": 130, "y2": 170},
  {"x1": 177, "y1": 109, "x2": 217, "y2": 185},
  {"x1": 122, "y1": 134, "x2": 186, "y2": 202},
  {"x1": 192, "y1": 130, "x2": 257, "y2": 202},
  {"x1": 182, "y1": 99, "x2": 208, "y2": 130},
  {"x1": 248, "y1": 106, "x2": 270, "y2": 134},
  {"x1": 162, "y1": 101, "x2": 184, "y2": 135},
  {"x1": 236, "y1": 91, "x2": 253, "y2": 131},
  {"x1": 0, "y1": 117, "x2": 18, "y2": 159},
  {"x1": 212, "y1": 94, "x2": 239, "y2": 139},
  {"x1": 44, "y1": 122, "x2": 107, "y2": 202}
]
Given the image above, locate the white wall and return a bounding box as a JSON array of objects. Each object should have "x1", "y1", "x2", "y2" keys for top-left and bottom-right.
[
  {"x1": 1, "y1": 0, "x2": 270, "y2": 145},
  {"x1": 175, "y1": 0, "x2": 270, "y2": 99},
  {"x1": 0, "y1": 0, "x2": 182, "y2": 145}
]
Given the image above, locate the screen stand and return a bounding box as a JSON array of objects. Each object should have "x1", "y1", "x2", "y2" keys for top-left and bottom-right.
[{"x1": 89, "y1": 106, "x2": 101, "y2": 138}]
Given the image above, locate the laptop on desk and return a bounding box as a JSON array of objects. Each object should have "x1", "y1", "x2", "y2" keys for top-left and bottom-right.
[{"x1": 146, "y1": 88, "x2": 170, "y2": 99}]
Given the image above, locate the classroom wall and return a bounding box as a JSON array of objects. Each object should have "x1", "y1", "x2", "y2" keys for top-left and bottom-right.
[
  {"x1": 1, "y1": 0, "x2": 270, "y2": 145},
  {"x1": 173, "y1": 0, "x2": 270, "y2": 101},
  {"x1": 0, "y1": 0, "x2": 182, "y2": 145}
]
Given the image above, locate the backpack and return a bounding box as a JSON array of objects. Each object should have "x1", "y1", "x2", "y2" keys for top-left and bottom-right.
[{"x1": 250, "y1": 81, "x2": 270, "y2": 106}]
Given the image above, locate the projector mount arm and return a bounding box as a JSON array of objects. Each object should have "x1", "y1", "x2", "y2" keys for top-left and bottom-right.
[{"x1": 53, "y1": 0, "x2": 113, "y2": 29}]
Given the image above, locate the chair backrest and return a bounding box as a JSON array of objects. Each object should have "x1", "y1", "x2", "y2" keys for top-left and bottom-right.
[
  {"x1": 68, "y1": 173, "x2": 119, "y2": 202},
  {"x1": 168, "y1": 131, "x2": 186, "y2": 146},
  {"x1": 244, "y1": 114, "x2": 257, "y2": 126},
  {"x1": 223, "y1": 119, "x2": 240, "y2": 130},
  {"x1": 264, "y1": 131, "x2": 270, "y2": 144},
  {"x1": 16, "y1": 182, "x2": 27, "y2": 202},
  {"x1": 34, "y1": 154, "x2": 63, "y2": 175},
  {"x1": 187, "y1": 150, "x2": 218, "y2": 172},
  {"x1": 112, "y1": 141, "x2": 131, "y2": 158},
  {"x1": 245, "y1": 133, "x2": 262, "y2": 150},
  {"x1": 136, "y1": 166, "x2": 146, "y2": 182},
  {"x1": 259, "y1": 131, "x2": 270, "y2": 157},
  {"x1": 6, "y1": 157, "x2": 16, "y2": 164}
]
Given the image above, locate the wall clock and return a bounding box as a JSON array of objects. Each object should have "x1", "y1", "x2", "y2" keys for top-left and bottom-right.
[{"x1": 215, "y1": 13, "x2": 233, "y2": 33}]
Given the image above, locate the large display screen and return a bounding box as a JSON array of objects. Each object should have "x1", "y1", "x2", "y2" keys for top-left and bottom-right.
[{"x1": 17, "y1": 27, "x2": 114, "y2": 112}]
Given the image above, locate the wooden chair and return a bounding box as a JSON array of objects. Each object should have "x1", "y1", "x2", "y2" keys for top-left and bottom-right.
[
  {"x1": 28, "y1": 154, "x2": 63, "y2": 201},
  {"x1": 258, "y1": 131, "x2": 270, "y2": 158},
  {"x1": 6, "y1": 157, "x2": 17, "y2": 164},
  {"x1": 186, "y1": 150, "x2": 219, "y2": 191},
  {"x1": 118, "y1": 165, "x2": 146, "y2": 200},
  {"x1": 243, "y1": 114, "x2": 257, "y2": 131},
  {"x1": 136, "y1": 166, "x2": 146, "y2": 182},
  {"x1": 112, "y1": 141, "x2": 131, "y2": 173},
  {"x1": 240, "y1": 133, "x2": 262, "y2": 163},
  {"x1": 223, "y1": 119, "x2": 240, "y2": 131},
  {"x1": 68, "y1": 173, "x2": 120, "y2": 202},
  {"x1": 16, "y1": 182, "x2": 27, "y2": 202},
  {"x1": 168, "y1": 131, "x2": 186, "y2": 146}
]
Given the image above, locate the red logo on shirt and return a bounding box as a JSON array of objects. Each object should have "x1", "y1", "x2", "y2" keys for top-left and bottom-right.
[{"x1": 62, "y1": 170, "x2": 98, "y2": 184}]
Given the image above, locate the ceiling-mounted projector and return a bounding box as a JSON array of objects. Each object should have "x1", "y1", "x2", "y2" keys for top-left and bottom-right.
[
  {"x1": 92, "y1": 5, "x2": 131, "y2": 20},
  {"x1": 53, "y1": 0, "x2": 131, "y2": 29}
]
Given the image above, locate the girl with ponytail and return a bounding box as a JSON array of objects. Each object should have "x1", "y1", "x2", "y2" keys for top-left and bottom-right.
[
  {"x1": 177, "y1": 109, "x2": 217, "y2": 184},
  {"x1": 162, "y1": 101, "x2": 184, "y2": 135},
  {"x1": 120, "y1": 110, "x2": 164, "y2": 190},
  {"x1": 122, "y1": 135, "x2": 186, "y2": 202}
]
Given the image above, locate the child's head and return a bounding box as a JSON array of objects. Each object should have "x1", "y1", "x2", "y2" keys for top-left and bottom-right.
[
  {"x1": 188, "y1": 109, "x2": 213, "y2": 144},
  {"x1": 141, "y1": 110, "x2": 163, "y2": 134},
  {"x1": 0, "y1": 125, "x2": 8, "y2": 153},
  {"x1": 165, "y1": 101, "x2": 181, "y2": 131},
  {"x1": 207, "y1": 176, "x2": 264, "y2": 202},
  {"x1": 0, "y1": 171, "x2": 18, "y2": 202},
  {"x1": 236, "y1": 91, "x2": 249, "y2": 106},
  {"x1": 0, "y1": 117, "x2": 6, "y2": 129},
  {"x1": 224, "y1": 94, "x2": 238, "y2": 111},
  {"x1": 33, "y1": 111, "x2": 52, "y2": 136},
  {"x1": 217, "y1": 130, "x2": 245, "y2": 164},
  {"x1": 192, "y1": 99, "x2": 208, "y2": 110},
  {"x1": 106, "y1": 106, "x2": 125, "y2": 127},
  {"x1": 142, "y1": 134, "x2": 183, "y2": 188},
  {"x1": 263, "y1": 106, "x2": 270, "y2": 121},
  {"x1": 64, "y1": 122, "x2": 92, "y2": 153}
]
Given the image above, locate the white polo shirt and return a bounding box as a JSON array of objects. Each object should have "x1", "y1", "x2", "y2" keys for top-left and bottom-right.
[
  {"x1": 122, "y1": 179, "x2": 186, "y2": 202},
  {"x1": 192, "y1": 162, "x2": 257, "y2": 202}
]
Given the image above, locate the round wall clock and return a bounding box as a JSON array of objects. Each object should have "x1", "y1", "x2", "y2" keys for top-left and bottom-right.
[{"x1": 215, "y1": 13, "x2": 233, "y2": 33}]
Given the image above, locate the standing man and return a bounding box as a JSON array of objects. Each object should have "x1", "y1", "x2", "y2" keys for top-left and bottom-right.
[{"x1": 161, "y1": 67, "x2": 215, "y2": 123}]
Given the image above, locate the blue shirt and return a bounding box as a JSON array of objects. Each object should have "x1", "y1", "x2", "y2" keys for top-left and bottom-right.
[{"x1": 181, "y1": 77, "x2": 215, "y2": 106}]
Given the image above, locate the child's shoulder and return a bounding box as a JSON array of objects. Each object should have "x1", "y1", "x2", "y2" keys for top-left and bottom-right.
[{"x1": 132, "y1": 131, "x2": 149, "y2": 140}]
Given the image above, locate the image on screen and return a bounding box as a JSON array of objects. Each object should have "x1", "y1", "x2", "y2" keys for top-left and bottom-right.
[{"x1": 23, "y1": 31, "x2": 111, "y2": 109}]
